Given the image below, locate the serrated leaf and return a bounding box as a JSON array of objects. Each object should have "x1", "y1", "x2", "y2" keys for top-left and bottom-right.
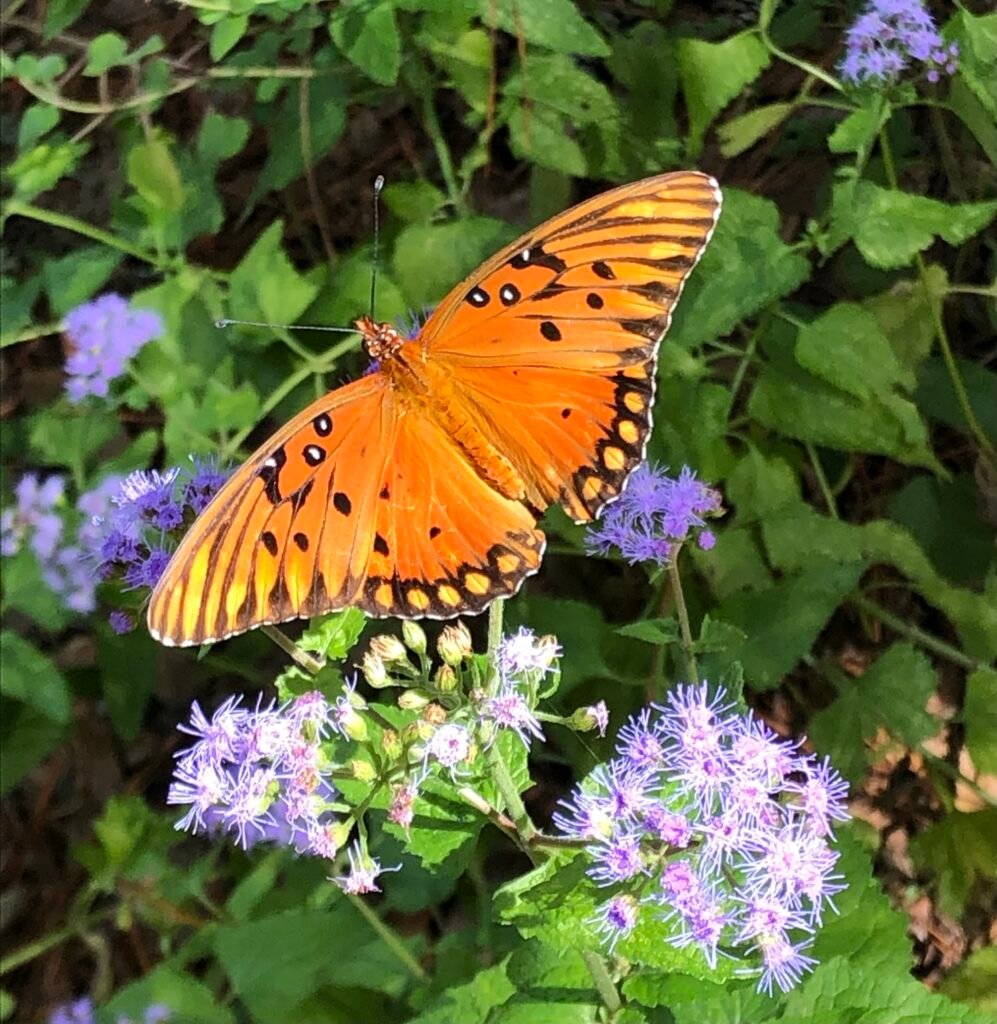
[
  {"x1": 946, "y1": 10, "x2": 997, "y2": 119},
  {"x1": 862, "y1": 264, "x2": 947, "y2": 374},
  {"x1": 718, "y1": 102, "x2": 793, "y2": 157},
  {"x1": 329, "y1": 1, "x2": 401, "y2": 85},
  {"x1": 408, "y1": 961, "x2": 516, "y2": 1024},
  {"x1": 938, "y1": 946, "x2": 997, "y2": 1015},
  {"x1": 795, "y1": 303, "x2": 915, "y2": 400},
  {"x1": 715, "y1": 563, "x2": 865, "y2": 689},
  {"x1": 678, "y1": 32, "x2": 770, "y2": 153},
  {"x1": 963, "y1": 667, "x2": 997, "y2": 776},
  {"x1": 809, "y1": 643, "x2": 938, "y2": 782},
  {"x1": 616, "y1": 618, "x2": 680, "y2": 645},
  {"x1": 911, "y1": 809, "x2": 997, "y2": 917},
  {"x1": 299, "y1": 608, "x2": 366, "y2": 660},
  {"x1": 669, "y1": 189, "x2": 810, "y2": 348},
  {"x1": 103, "y1": 966, "x2": 235, "y2": 1024},
  {"x1": 127, "y1": 137, "x2": 184, "y2": 214},
  {"x1": 228, "y1": 221, "x2": 320, "y2": 330},
  {"x1": 827, "y1": 104, "x2": 889, "y2": 156},
  {"x1": 42, "y1": 245, "x2": 123, "y2": 317},
  {"x1": 382, "y1": 180, "x2": 447, "y2": 223},
  {"x1": 478, "y1": 0, "x2": 608, "y2": 57},
  {"x1": 8, "y1": 141, "x2": 88, "y2": 199},
  {"x1": 0, "y1": 632, "x2": 70, "y2": 723}
]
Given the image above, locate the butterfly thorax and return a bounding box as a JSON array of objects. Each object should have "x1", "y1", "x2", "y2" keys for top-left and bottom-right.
[{"x1": 355, "y1": 316, "x2": 529, "y2": 505}]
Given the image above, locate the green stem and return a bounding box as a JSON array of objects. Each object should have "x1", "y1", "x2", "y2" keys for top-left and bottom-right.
[
  {"x1": 347, "y1": 895, "x2": 429, "y2": 982},
  {"x1": 727, "y1": 315, "x2": 766, "y2": 416},
  {"x1": 16, "y1": 74, "x2": 198, "y2": 114},
  {"x1": 581, "y1": 951, "x2": 622, "y2": 1016},
  {"x1": 667, "y1": 551, "x2": 699, "y2": 684},
  {"x1": 877, "y1": 129, "x2": 994, "y2": 457},
  {"x1": 853, "y1": 595, "x2": 982, "y2": 672},
  {"x1": 417, "y1": 73, "x2": 466, "y2": 214},
  {"x1": 0, "y1": 906, "x2": 113, "y2": 975},
  {"x1": 759, "y1": 26, "x2": 844, "y2": 94},
  {"x1": 261, "y1": 625, "x2": 324, "y2": 675},
  {"x1": 946, "y1": 282, "x2": 997, "y2": 298},
  {"x1": 4, "y1": 200, "x2": 163, "y2": 266},
  {"x1": 805, "y1": 442, "x2": 839, "y2": 518}
]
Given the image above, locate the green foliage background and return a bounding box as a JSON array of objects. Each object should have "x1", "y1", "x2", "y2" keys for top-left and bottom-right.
[{"x1": 1, "y1": 0, "x2": 995, "y2": 1021}]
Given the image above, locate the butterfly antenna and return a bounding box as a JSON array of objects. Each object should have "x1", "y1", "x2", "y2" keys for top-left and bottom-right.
[
  {"x1": 369, "y1": 174, "x2": 385, "y2": 318},
  {"x1": 215, "y1": 318, "x2": 356, "y2": 333}
]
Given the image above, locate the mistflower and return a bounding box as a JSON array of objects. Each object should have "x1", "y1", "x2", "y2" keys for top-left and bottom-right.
[
  {"x1": 592, "y1": 893, "x2": 640, "y2": 952},
  {"x1": 496, "y1": 626, "x2": 561, "y2": 680},
  {"x1": 840, "y1": 0, "x2": 958, "y2": 87},
  {"x1": 480, "y1": 685, "x2": 545, "y2": 749},
  {"x1": 426, "y1": 723, "x2": 473, "y2": 774},
  {"x1": 388, "y1": 782, "x2": 417, "y2": 832},
  {"x1": 79, "y1": 461, "x2": 229, "y2": 630},
  {"x1": 168, "y1": 691, "x2": 341, "y2": 857},
  {"x1": 333, "y1": 840, "x2": 397, "y2": 894},
  {"x1": 64, "y1": 293, "x2": 163, "y2": 402},
  {"x1": 49, "y1": 999, "x2": 94, "y2": 1024},
  {"x1": 1, "y1": 473, "x2": 65, "y2": 559},
  {"x1": 586, "y1": 463, "x2": 721, "y2": 566},
  {"x1": 557, "y1": 684, "x2": 850, "y2": 992}
]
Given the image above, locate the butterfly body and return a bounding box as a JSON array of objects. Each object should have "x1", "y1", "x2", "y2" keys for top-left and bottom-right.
[{"x1": 148, "y1": 171, "x2": 721, "y2": 646}]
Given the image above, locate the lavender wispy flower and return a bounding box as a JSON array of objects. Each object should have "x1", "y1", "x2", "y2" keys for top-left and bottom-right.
[
  {"x1": 1, "y1": 473, "x2": 64, "y2": 559},
  {"x1": 64, "y1": 292, "x2": 163, "y2": 402},
  {"x1": 168, "y1": 690, "x2": 341, "y2": 857},
  {"x1": 840, "y1": 0, "x2": 958, "y2": 87},
  {"x1": 332, "y1": 840, "x2": 398, "y2": 895},
  {"x1": 555, "y1": 683, "x2": 850, "y2": 992},
  {"x1": 586, "y1": 464, "x2": 721, "y2": 566}
]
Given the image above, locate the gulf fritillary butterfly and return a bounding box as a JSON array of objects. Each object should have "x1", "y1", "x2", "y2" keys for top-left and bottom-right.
[{"x1": 148, "y1": 171, "x2": 721, "y2": 646}]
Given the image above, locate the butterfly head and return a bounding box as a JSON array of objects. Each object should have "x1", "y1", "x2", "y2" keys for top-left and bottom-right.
[{"x1": 355, "y1": 315, "x2": 403, "y2": 362}]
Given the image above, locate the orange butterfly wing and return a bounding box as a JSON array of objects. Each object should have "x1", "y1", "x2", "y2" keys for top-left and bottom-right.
[
  {"x1": 420, "y1": 170, "x2": 721, "y2": 520},
  {"x1": 147, "y1": 171, "x2": 719, "y2": 646},
  {"x1": 147, "y1": 375, "x2": 543, "y2": 645}
]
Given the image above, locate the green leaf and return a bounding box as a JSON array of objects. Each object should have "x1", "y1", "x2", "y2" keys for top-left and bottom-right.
[
  {"x1": 911, "y1": 809, "x2": 997, "y2": 917},
  {"x1": 84, "y1": 31, "x2": 129, "y2": 75},
  {"x1": 788, "y1": 956, "x2": 993, "y2": 1023},
  {"x1": 299, "y1": 608, "x2": 367, "y2": 660},
  {"x1": 678, "y1": 31, "x2": 770, "y2": 153},
  {"x1": 509, "y1": 105, "x2": 587, "y2": 177},
  {"x1": 833, "y1": 181, "x2": 997, "y2": 270},
  {"x1": 43, "y1": 0, "x2": 89, "y2": 36},
  {"x1": 214, "y1": 904, "x2": 413, "y2": 1017},
  {"x1": 97, "y1": 627, "x2": 158, "y2": 741},
  {"x1": 946, "y1": 10, "x2": 997, "y2": 119},
  {"x1": 478, "y1": 0, "x2": 608, "y2": 57},
  {"x1": 196, "y1": 111, "x2": 250, "y2": 165},
  {"x1": 622, "y1": 972, "x2": 775, "y2": 1021},
  {"x1": 42, "y1": 245, "x2": 123, "y2": 317},
  {"x1": 718, "y1": 102, "x2": 793, "y2": 158},
  {"x1": 305, "y1": 248, "x2": 407, "y2": 328},
  {"x1": 963, "y1": 667, "x2": 997, "y2": 776},
  {"x1": 948, "y1": 74, "x2": 997, "y2": 164},
  {"x1": 7, "y1": 141, "x2": 88, "y2": 199},
  {"x1": 210, "y1": 14, "x2": 249, "y2": 60},
  {"x1": 715, "y1": 563, "x2": 865, "y2": 690},
  {"x1": 0, "y1": 548, "x2": 71, "y2": 632},
  {"x1": 916, "y1": 356, "x2": 997, "y2": 447},
  {"x1": 103, "y1": 966, "x2": 235, "y2": 1024},
  {"x1": 794, "y1": 303, "x2": 915, "y2": 400},
  {"x1": 229, "y1": 220, "x2": 321, "y2": 329},
  {"x1": 329, "y1": 1, "x2": 401, "y2": 85},
  {"x1": 0, "y1": 704, "x2": 65, "y2": 795},
  {"x1": 616, "y1": 618, "x2": 680, "y2": 645},
  {"x1": 408, "y1": 961, "x2": 515, "y2": 1024},
  {"x1": 827, "y1": 104, "x2": 889, "y2": 156},
  {"x1": 382, "y1": 180, "x2": 447, "y2": 223},
  {"x1": 669, "y1": 189, "x2": 810, "y2": 348},
  {"x1": 938, "y1": 946, "x2": 997, "y2": 1016},
  {"x1": 862, "y1": 264, "x2": 947, "y2": 375},
  {"x1": 809, "y1": 643, "x2": 938, "y2": 783},
  {"x1": 127, "y1": 137, "x2": 185, "y2": 214},
  {"x1": 17, "y1": 103, "x2": 59, "y2": 152},
  {"x1": 0, "y1": 632, "x2": 71, "y2": 724},
  {"x1": 393, "y1": 217, "x2": 513, "y2": 307}
]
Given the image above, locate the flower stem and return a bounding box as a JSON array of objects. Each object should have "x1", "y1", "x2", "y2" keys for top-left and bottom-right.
[
  {"x1": 805, "y1": 442, "x2": 839, "y2": 518},
  {"x1": 0, "y1": 320, "x2": 63, "y2": 349},
  {"x1": 347, "y1": 894, "x2": 429, "y2": 982},
  {"x1": 667, "y1": 551, "x2": 700, "y2": 684},
  {"x1": 4, "y1": 200, "x2": 163, "y2": 266},
  {"x1": 261, "y1": 625, "x2": 324, "y2": 675},
  {"x1": 877, "y1": 129, "x2": 994, "y2": 459},
  {"x1": 581, "y1": 951, "x2": 622, "y2": 1016}
]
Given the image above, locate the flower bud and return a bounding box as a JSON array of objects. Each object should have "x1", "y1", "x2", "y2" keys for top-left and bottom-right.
[
  {"x1": 398, "y1": 689, "x2": 431, "y2": 711},
  {"x1": 336, "y1": 703, "x2": 368, "y2": 742},
  {"x1": 422, "y1": 702, "x2": 448, "y2": 726},
  {"x1": 402, "y1": 621, "x2": 427, "y2": 655},
  {"x1": 362, "y1": 650, "x2": 389, "y2": 688},
  {"x1": 349, "y1": 758, "x2": 377, "y2": 782},
  {"x1": 328, "y1": 820, "x2": 354, "y2": 852},
  {"x1": 438, "y1": 621, "x2": 472, "y2": 666},
  {"x1": 388, "y1": 782, "x2": 416, "y2": 832},
  {"x1": 435, "y1": 663, "x2": 458, "y2": 692},
  {"x1": 382, "y1": 728, "x2": 403, "y2": 759},
  {"x1": 569, "y1": 700, "x2": 609, "y2": 737},
  {"x1": 371, "y1": 633, "x2": 408, "y2": 664}
]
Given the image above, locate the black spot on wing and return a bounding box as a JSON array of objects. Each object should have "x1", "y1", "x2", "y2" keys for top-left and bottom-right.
[
  {"x1": 262, "y1": 531, "x2": 278, "y2": 556},
  {"x1": 333, "y1": 492, "x2": 352, "y2": 516}
]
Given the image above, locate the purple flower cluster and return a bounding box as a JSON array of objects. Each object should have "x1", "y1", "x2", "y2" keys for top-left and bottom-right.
[
  {"x1": 64, "y1": 293, "x2": 163, "y2": 402},
  {"x1": 840, "y1": 0, "x2": 958, "y2": 86},
  {"x1": 586, "y1": 464, "x2": 721, "y2": 566},
  {"x1": 2, "y1": 473, "x2": 98, "y2": 613},
  {"x1": 81, "y1": 459, "x2": 229, "y2": 629},
  {"x1": 168, "y1": 692, "x2": 342, "y2": 857},
  {"x1": 555, "y1": 684, "x2": 849, "y2": 993},
  {"x1": 49, "y1": 997, "x2": 170, "y2": 1024}
]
